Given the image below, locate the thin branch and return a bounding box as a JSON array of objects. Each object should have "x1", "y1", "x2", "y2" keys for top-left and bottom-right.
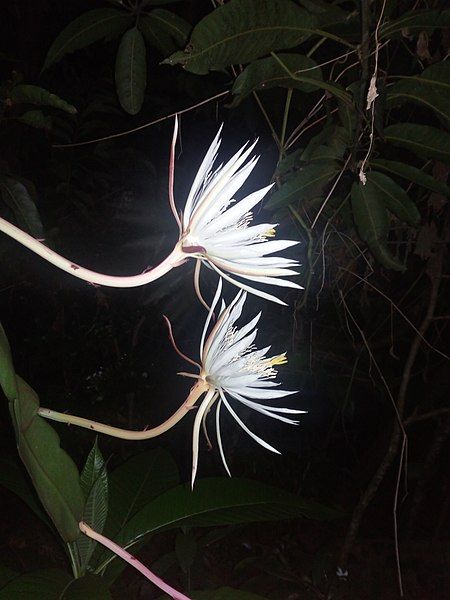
[{"x1": 52, "y1": 91, "x2": 229, "y2": 148}]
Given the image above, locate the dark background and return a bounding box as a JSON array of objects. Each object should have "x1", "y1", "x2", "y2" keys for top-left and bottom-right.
[{"x1": 0, "y1": 1, "x2": 448, "y2": 598}]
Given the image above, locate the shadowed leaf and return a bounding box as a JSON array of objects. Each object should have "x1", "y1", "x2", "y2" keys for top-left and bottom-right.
[
  {"x1": 115, "y1": 27, "x2": 147, "y2": 115},
  {"x1": 43, "y1": 9, "x2": 133, "y2": 70}
]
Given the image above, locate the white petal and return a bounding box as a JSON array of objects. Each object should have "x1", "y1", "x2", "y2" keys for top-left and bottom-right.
[
  {"x1": 215, "y1": 400, "x2": 231, "y2": 477},
  {"x1": 191, "y1": 390, "x2": 216, "y2": 488},
  {"x1": 210, "y1": 184, "x2": 274, "y2": 232},
  {"x1": 228, "y1": 387, "x2": 298, "y2": 400},
  {"x1": 220, "y1": 392, "x2": 280, "y2": 454},
  {"x1": 191, "y1": 157, "x2": 259, "y2": 232},
  {"x1": 236, "y1": 273, "x2": 302, "y2": 289},
  {"x1": 200, "y1": 277, "x2": 222, "y2": 359},
  {"x1": 184, "y1": 127, "x2": 222, "y2": 228},
  {"x1": 209, "y1": 263, "x2": 287, "y2": 305}
]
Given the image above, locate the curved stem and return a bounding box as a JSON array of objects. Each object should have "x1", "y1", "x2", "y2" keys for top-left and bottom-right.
[
  {"x1": 38, "y1": 380, "x2": 209, "y2": 440},
  {"x1": 79, "y1": 522, "x2": 191, "y2": 600},
  {"x1": 0, "y1": 217, "x2": 186, "y2": 288}
]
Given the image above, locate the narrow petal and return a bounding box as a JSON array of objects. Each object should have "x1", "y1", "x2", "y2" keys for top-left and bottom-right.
[
  {"x1": 183, "y1": 126, "x2": 223, "y2": 227},
  {"x1": 209, "y1": 184, "x2": 274, "y2": 232},
  {"x1": 216, "y1": 400, "x2": 231, "y2": 477},
  {"x1": 200, "y1": 277, "x2": 222, "y2": 359},
  {"x1": 220, "y1": 391, "x2": 281, "y2": 454},
  {"x1": 191, "y1": 390, "x2": 216, "y2": 488},
  {"x1": 209, "y1": 263, "x2": 287, "y2": 305}
]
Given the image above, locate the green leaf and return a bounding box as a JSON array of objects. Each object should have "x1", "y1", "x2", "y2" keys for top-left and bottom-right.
[
  {"x1": 115, "y1": 27, "x2": 147, "y2": 115},
  {"x1": 104, "y1": 448, "x2": 179, "y2": 539},
  {"x1": 16, "y1": 109, "x2": 53, "y2": 130},
  {"x1": 0, "y1": 570, "x2": 111, "y2": 600},
  {"x1": 76, "y1": 441, "x2": 108, "y2": 571},
  {"x1": 191, "y1": 589, "x2": 269, "y2": 600},
  {"x1": 370, "y1": 159, "x2": 450, "y2": 197},
  {"x1": 175, "y1": 531, "x2": 197, "y2": 573},
  {"x1": 0, "y1": 457, "x2": 50, "y2": 526},
  {"x1": 0, "y1": 323, "x2": 18, "y2": 401},
  {"x1": 10, "y1": 85, "x2": 77, "y2": 114},
  {"x1": 366, "y1": 172, "x2": 420, "y2": 226},
  {"x1": 43, "y1": 9, "x2": 133, "y2": 70},
  {"x1": 0, "y1": 565, "x2": 18, "y2": 589},
  {"x1": 60, "y1": 574, "x2": 112, "y2": 599},
  {"x1": 231, "y1": 53, "x2": 323, "y2": 106},
  {"x1": 164, "y1": 0, "x2": 336, "y2": 75},
  {"x1": 387, "y1": 62, "x2": 450, "y2": 123},
  {"x1": 140, "y1": 9, "x2": 190, "y2": 55},
  {"x1": 0, "y1": 176, "x2": 44, "y2": 238},
  {"x1": 351, "y1": 181, "x2": 405, "y2": 271},
  {"x1": 380, "y1": 9, "x2": 450, "y2": 39},
  {"x1": 109, "y1": 478, "x2": 340, "y2": 565},
  {"x1": 233, "y1": 53, "x2": 320, "y2": 93},
  {"x1": 266, "y1": 162, "x2": 339, "y2": 210},
  {"x1": 0, "y1": 569, "x2": 71, "y2": 599},
  {"x1": 297, "y1": 0, "x2": 350, "y2": 27},
  {"x1": 384, "y1": 123, "x2": 450, "y2": 163},
  {"x1": 9, "y1": 376, "x2": 84, "y2": 542}
]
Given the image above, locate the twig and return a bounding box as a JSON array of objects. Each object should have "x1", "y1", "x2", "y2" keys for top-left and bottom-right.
[
  {"x1": 339, "y1": 268, "x2": 449, "y2": 360},
  {"x1": 52, "y1": 91, "x2": 229, "y2": 148},
  {"x1": 336, "y1": 245, "x2": 444, "y2": 595}
]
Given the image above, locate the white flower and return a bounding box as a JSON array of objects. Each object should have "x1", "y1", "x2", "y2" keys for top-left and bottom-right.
[
  {"x1": 178, "y1": 279, "x2": 304, "y2": 487},
  {"x1": 176, "y1": 118, "x2": 302, "y2": 305},
  {"x1": 0, "y1": 118, "x2": 301, "y2": 304}
]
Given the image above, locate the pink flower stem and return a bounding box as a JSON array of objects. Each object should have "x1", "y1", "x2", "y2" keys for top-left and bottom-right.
[
  {"x1": 0, "y1": 216, "x2": 185, "y2": 288},
  {"x1": 79, "y1": 522, "x2": 191, "y2": 600},
  {"x1": 37, "y1": 380, "x2": 208, "y2": 440}
]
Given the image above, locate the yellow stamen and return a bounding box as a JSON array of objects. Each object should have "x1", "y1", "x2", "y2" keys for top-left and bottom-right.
[
  {"x1": 269, "y1": 353, "x2": 288, "y2": 366},
  {"x1": 265, "y1": 228, "x2": 276, "y2": 238}
]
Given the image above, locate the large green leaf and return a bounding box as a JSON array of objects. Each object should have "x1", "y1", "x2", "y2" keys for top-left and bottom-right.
[
  {"x1": 235, "y1": 53, "x2": 321, "y2": 92},
  {"x1": 387, "y1": 62, "x2": 450, "y2": 123},
  {"x1": 0, "y1": 323, "x2": 18, "y2": 401},
  {"x1": 351, "y1": 181, "x2": 405, "y2": 272},
  {"x1": 0, "y1": 570, "x2": 111, "y2": 600},
  {"x1": 10, "y1": 85, "x2": 77, "y2": 114},
  {"x1": 380, "y1": 9, "x2": 450, "y2": 39},
  {"x1": 191, "y1": 589, "x2": 269, "y2": 600},
  {"x1": 16, "y1": 109, "x2": 53, "y2": 130},
  {"x1": 92, "y1": 448, "x2": 179, "y2": 574},
  {"x1": 103, "y1": 448, "x2": 179, "y2": 539},
  {"x1": 366, "y1": 172, "x2": 420, "y2": 226},
  {"x1": 139, "y1": 9, "x2": 190, "y2": 56},
  {"x1": 370, "y1": 159, "x2": 450, "y2": 198},
  {"x1": 384, "y1": 124, "x2": 450, "y2": 164},
  {"x1": 0, "y1": 176, "x2": 44, "y2": 238},
  {"x1": 61, "y1": 574, "x2": 112, "y2": 599},
  {"x1": 0, "y1": 569, "x2": 71, "y2": 599},
  {"x1": 43, "y1": 9, "x2": 133, "y2": 70},
  {"x1": 297, "y1": 0, "x2": 350, "y2": 27},
  {"x1": 75, "y1": 441, "x2": 108, "y2": 572},
  {"x1": 100, "y1": 477, "x2": 340, "y2": 571},
  {"x1": 163, "y1": 0, "x2": 340, "y2": 75},
  {"x1": 231, "y1": 53, "x2": 323, "y2": 105},
  {"x1": 12, "y1": 376, "x2": 85, "y2": 542},
  {"x1": 0, "y1": 457, "x2": 50, "y2": 526},
  {"x1": 115, "y1": 27, "x2": 147, "y2": 115},
  {"x1": 266, "y1": 162, "x2": 339, "y2": 210}
]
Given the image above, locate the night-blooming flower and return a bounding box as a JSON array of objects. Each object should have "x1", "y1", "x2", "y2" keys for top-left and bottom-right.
[
  {"x1": 184, "y1": 279, "x2": 304, "y2": 486},
  {"x1": 176, "y1": 118, "x2": 301, "y2": 304},
  {"x1": 0, "y1": 118, "x2": 300, "y2": 304},
  {"x1": 38, "y1": 279, "x2": 304, "y2": 486}
]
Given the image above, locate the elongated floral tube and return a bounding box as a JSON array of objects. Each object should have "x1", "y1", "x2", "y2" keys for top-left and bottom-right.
[
  {"x1": 0, "y1": 217, "x2": 186, "y2": 287},
  {"x1": 79, "y1": 522, "x2": 191, "y2": 600},
  {"x1": 38, "y1": 380, "x2": 208, "y2": 439}
]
